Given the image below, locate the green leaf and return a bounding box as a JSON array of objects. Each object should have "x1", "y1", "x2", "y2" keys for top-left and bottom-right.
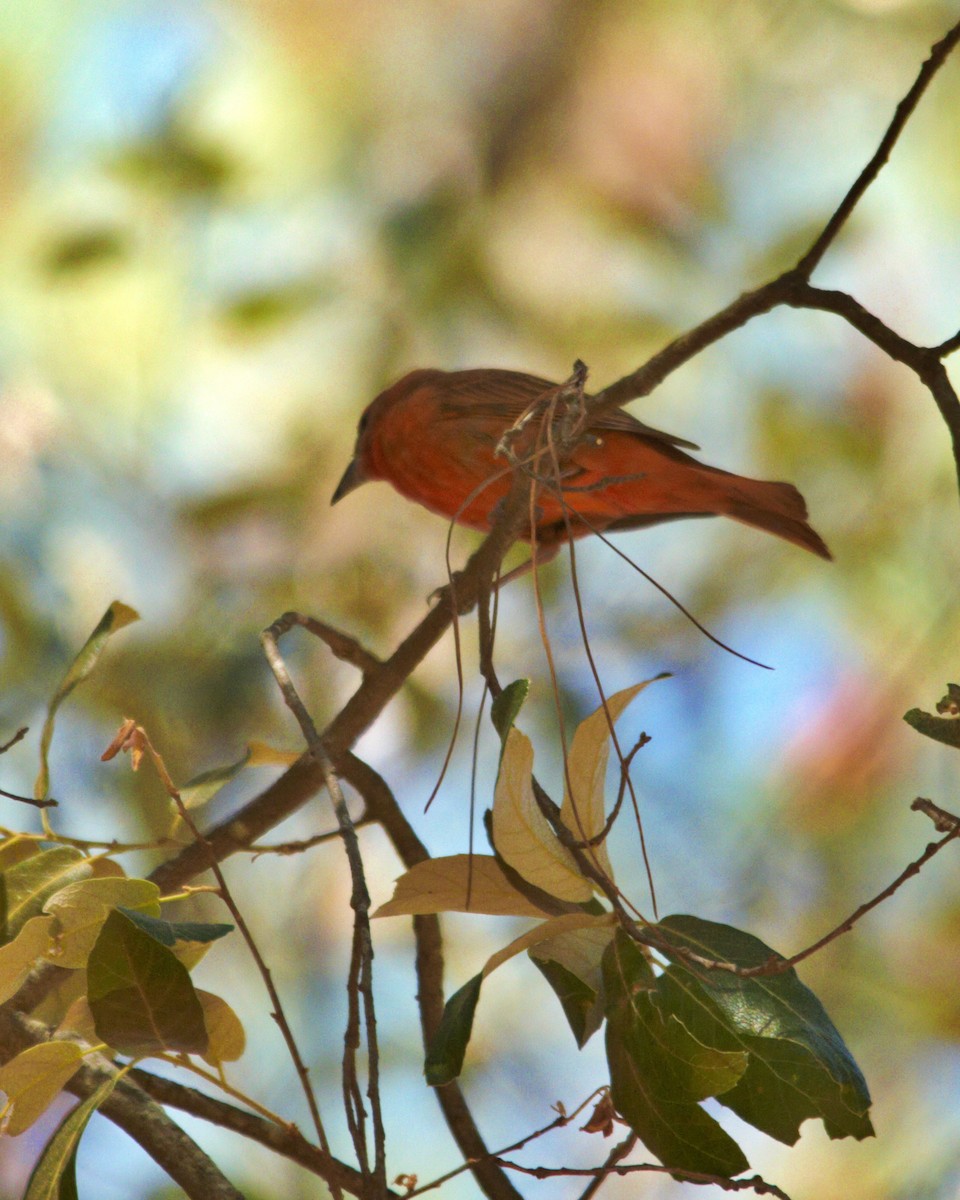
[
  {"x1": 904, "y1": 706, "x2": 960, "y2": 749},
  {"x1": 425, "y1": 973, "x2": 483, "y2": 1086},
  {"x1": 528, "y1": 920, "x2": 615, "y2": 1047},
  {"x1": 116, "y1": 908, "x2": 233, "y2": 947},
  {"x1": 43, "y1": 879, "x2": 162, "y2": 969},
  {"x1": 41, "y1": 228, "x2": 128, "y2": 276},
  {"x1": 178, "y1": 750, "x2": 253, "y2": 811},
  {"x1": 530, "y1": 958, "x2": 603, "y2": 1048},
  {"x1": 87, "y1": 910, "x2": 209, "y2": 1057},
  {"x1": 0, "y1": 916, "x2": 56, "y2": 1004},
  {"x1": 491, "y1": 680, "x2": 530, "y2": 744},
  {"x1": 4, "y1": 849, "x2": 91, "y2": 942},
  {"x1": 24, "y1": 1075, "x2": 118, "y2": 1200},
  {"x1": 218, "y1": 280, "x2": 327, "y2": 334},
  {"x1": 655, "y1": 915, "x2": 874, "y2": 1144},
  {"x1": 0, "y1": 1042, "x2": 86, "y2": 1135},
  {"x1": 35, "y1": 601, "x2": 139, "y2": 802},
  {"x1": 196, "y1": 990, "x2": 246, "y2": 1066},
  {"x1": 602, "y1": 931, "x2": 750, "y2": 1177}
]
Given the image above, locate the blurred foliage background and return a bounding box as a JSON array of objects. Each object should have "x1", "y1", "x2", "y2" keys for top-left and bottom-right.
[{"x1": 1, "y1": 0, "x2": 960, "y2": 1197}]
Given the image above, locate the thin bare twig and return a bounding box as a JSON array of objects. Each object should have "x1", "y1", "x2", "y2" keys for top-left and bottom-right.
[
  {"x1": 340, "y1": 752, "x2": 526, "y2": 1200},
  {"x1": 0, "y1": 1010, "x2": 246, "y2": 1200},
  {"x1": 653, "y1": 800, "x2": 960, "y2": 980},
  {"x1": 0, "y1": 786, "x2": 58, "y2": 809},
  {"x1": 575, "y1": 1133, "x2": 638, "y2": 1200},
  {"x1": 261, "y1": 615, "x2": 387, "y2": 1198},
  {"x1": 495, "y1": 1159, "x2": 791, "y2": 1199},
  {"x1": 103, "y1": 719, "x2": 341, "y2": 1199},
  {"x1": 0, "y1": 727, "x2": 28, "y2": 754}
]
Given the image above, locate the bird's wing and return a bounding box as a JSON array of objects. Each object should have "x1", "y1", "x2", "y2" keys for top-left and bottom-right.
[{"x1": 438, "y1": 369, "x2": 699, "y2": 450}]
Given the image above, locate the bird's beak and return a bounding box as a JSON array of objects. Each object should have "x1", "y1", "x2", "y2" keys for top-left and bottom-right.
[{"x1": 331, "y1": 456, "x2": 367, "y2": 504}]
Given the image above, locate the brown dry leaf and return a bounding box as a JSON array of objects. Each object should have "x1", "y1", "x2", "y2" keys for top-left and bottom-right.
[
  {"x1": 374, "y1": 854, "x2": 547, "y2": 918},
  {"x1": 492, "y1": 729, "x2": 592, "y2": 903},
  {"x1": 560, "y1": 679, "x2": 663, "y2": 882}
]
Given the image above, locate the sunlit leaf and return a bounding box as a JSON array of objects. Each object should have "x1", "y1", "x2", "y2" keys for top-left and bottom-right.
[
  {"x1": 0, "y1": 1042, "x2": 85, "y2": 1136},
  {"x1": 482, "y1": 912, "x2": 615, "y2": 978},
  {"x1": 0, "y1": 915, "x2": 55, "y2": 1004},
  {"x1": 492, "y1": 729, "x2": 592, "y2": 902},
  {"x1": 529, "y1": 921, "x2": 616, "y2": 1046},
  {"x1": 55, "y1": 997, "x2": 98, "y2": 1046},
  {"x1": 4, "y1": 849, "x2": 91, "y2": 942},
  {"x1": 425, "y1": 974, "x2": 483, "y2": 1086},
  {"x1": 603, "y1": 930, "x2": 750, "y2": 1177},
  {"x1": 0, "y1": 840, "x2": 40, "y2": 872},
  {"x1": 23, "y1": 1075, "x2": 118, "y2": 1200},
  {"x1": 197, "y1": 990, "x2": 246, "y2": 1066},
  {"x1": 655, "y1": 915, "x2": 874, "y2": 1144},
  {"x1": 34, "y1": 602, "x2": 139, "y2": 802},
  {"x1": 531, "y1": 958, "x2": 602, "y2": 1048},
  {"x1": 245, "y1": 742, "x2": 300, "y2": 767},
  {"x1": 560, "y1": 678, "x2": 666, "y2": 882},
  {"x1": 43, "y1": 879, "x2": 161, "y2": 969},
  {"x1": 87, "y1": 910, "x2": 208, "y2": 1057},
  {"x1": 373, "y1": 854, "x2": 547, "y2": 918},
  {"x1": 178, "y1": 750, "x2": 253, "y2": 810}
]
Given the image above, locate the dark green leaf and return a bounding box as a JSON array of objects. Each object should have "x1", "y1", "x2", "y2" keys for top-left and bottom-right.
[
  {"x1": 24, "y1": 1075, "x2": 118, "y2": 1200},
  {"x1": 904, "y1": 707, "x2": 960, "y2": 749},
  {"x1": 655, "y1": 915, "x2": 873, "y2": 1144},
  {"x1": 41, "y1": 229, "x2": 127, "y2": 276},
  {"x1": 491, "y1": 680, "x2": 530, "y2": 744},
  {"x1": 602, "y1": 931, "x2": 750, "y2": 1177},
  {"x1": 87, "y1": 910, "x2": 208, "y2": 1056},
  {"x1": 218, "y1": 281, "x2": 327, "y2": 333},
  {"x1": 117, "y1": 908, "x2": 233, "y2": 947},
  {"x1": 56, "y1": 1143, "x2": 79, "y2": 1200},
  {"x1": 530, "y1": 956, "x2": 603, "y2": 1048},
  {"x1": 425, "y1": 973, "x2": 483, "y2": 1086}
]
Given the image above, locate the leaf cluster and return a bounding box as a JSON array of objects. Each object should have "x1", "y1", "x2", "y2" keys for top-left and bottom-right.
[{"x1": 376, "y1": 681, "x2": 874, "y2": 1178}]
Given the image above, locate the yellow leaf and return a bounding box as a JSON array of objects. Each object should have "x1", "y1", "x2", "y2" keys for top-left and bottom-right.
[
  {"x1": 55, "y1": 997, "x2": 99, "y2": 1045},
  {"x1": 492, "y1": 729, "x2": 592, "y2": 903},
  {"x1": 560, "y1": 678, "x2": 666, "y2": 883},
  {"x1": 0, "y1": 1041, "x2": 85, "y2": 1135},
  {"x1": 374, "y1": 855, "x2": 546, "y2": 918},
  {"x1": 170, "y1": 940, "x2": 216, "y2": 971},
  {"x1": 528, "y1": 921, "x2": 617, "y2": 994},
  {"x1": 482, "y1": 912, "x2": 616, "y2": 978},
  {"x1": 245, "y1": 741, "x2": 300, "y2": 767},
  {"x1": 196, "y1": 990, "x2": 246, "y2": 1066},
  {"x1": 43, "y1": 878, "x2": 162, "y2": 968},
  {"x1": 0, "y1": 916, "x2": 55, "y2": 1005},
  {"x1": 0, "y1": 840, "x2": 39, "y2": 871}
]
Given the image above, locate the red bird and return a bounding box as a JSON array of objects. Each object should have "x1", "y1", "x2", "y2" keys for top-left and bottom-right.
[{"x1": 332, "y1": 368, "x2": 830, "y2": 559}]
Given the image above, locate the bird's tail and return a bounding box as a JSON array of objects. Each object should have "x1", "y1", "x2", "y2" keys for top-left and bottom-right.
[{"x1": 721, "y1": 477, "x2": 831, "y2": 560}]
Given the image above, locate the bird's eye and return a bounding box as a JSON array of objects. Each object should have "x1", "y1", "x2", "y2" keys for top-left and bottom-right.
[{"x1": 358, "y1": 410, "x2": 371, "y2": 435}]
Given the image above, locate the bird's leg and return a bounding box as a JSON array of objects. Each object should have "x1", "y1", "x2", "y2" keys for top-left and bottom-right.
[{"x1": 477, "y1": 570, "x2": 500, "y2": 695}]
